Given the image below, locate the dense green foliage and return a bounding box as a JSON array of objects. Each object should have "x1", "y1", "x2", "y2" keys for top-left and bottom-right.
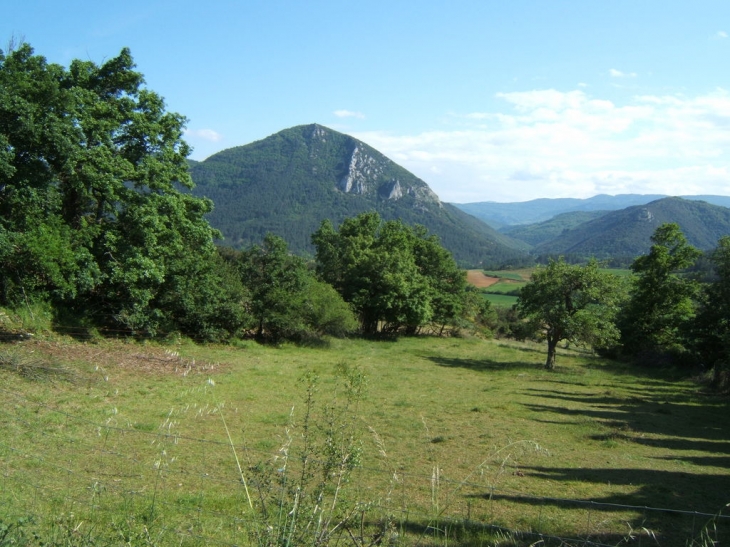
[
  {"x1": 693, "y1": 236, "x2": 730, "y2": 386},
  {"x1": 516, "y1": 258, "x2": 626, "y2": 369},
  {"x1": 515, "y1": 223, "x2": 730, "y2": 374},
  {"x1": 618, "y1": 223, "x2": 701, "y2": 360},
  {"x1": 189, "y1": 124, "x2": 529, "y2": 268},
  {"x1": 0, "y1": 44, "x2": 244, "y2": 340},
  {"x1": 312, "y1": 212, "x2": 473, "y2": 335},
  {"x1": 234, "y1": 234, "x2": 357, "y2": 342}
]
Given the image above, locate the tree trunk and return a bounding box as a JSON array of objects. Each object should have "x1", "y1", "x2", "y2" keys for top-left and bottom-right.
[{"x1": 545, "y1": 335, "x2": 557, "y2": 370}]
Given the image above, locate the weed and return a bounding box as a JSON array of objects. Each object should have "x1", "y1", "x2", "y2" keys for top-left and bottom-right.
[{"x1": 240, "y1": 363, "x2": 375, "y2": 547}]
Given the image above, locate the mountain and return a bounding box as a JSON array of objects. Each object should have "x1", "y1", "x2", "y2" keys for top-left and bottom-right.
[
  {"x1": 454, "y1": 194, "x2": 730, "y2": 228},
  {"x1": 189, "y1": 124, "x2": 528, "y2": 267},
  {"x1": 532, "y1": 197, "x2": 730, "y2": 259},
  {"x1": 500, "y1": 210, "x2": 610, "y2": 247}
]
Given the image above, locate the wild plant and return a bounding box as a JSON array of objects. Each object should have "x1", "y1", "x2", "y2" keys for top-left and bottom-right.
[{"x1": 237, "y1": 362, "x2": 370, "y2": 547}]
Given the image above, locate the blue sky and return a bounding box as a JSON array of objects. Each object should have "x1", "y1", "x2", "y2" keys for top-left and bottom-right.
[{"x1": 5, "y1": 1, "x2": 730, "y2": 202}]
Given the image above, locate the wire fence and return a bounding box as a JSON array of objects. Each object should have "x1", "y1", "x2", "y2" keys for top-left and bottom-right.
[{"x1": 0, "y1": 383, "x2": 728, "y2": 547}]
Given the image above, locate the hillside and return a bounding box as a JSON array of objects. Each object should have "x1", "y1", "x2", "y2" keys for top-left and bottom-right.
[
  {"x1": 500, "y1": 210, "x2": 609, "y2": 247},
  {"x1": 533, "y1": 197, "x2": 730, "y2": 259},
  {"x1": 189, "y1": 124, "x2": 528, "y2": 267},
  {"x1": 455, "y1": 194, "x2": 730, "y2": 228}
]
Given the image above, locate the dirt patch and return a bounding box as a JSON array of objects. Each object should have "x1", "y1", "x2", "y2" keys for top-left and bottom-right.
[
  {"x1": 466, "y1": 270, "x2": 500, "y2": 288},
  {"x1": 6, "y1": 339, "x2": 226, "y2": 376}
]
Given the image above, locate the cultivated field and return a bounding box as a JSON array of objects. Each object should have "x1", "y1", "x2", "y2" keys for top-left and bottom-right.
[{"x1": 0, "y1": 335, "x2": 728, "y2": 546}]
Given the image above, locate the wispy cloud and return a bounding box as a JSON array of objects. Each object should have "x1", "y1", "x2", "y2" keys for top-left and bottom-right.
[
  {"x1": 334, "y1": 109, "x2": 365, "y2": 119},
  {"x1": 353, "y1": 89, "x2": 730, "y2": 202},
  {"x1": 714, "y1": 30, "x2": 728, "y2": 39},
  {"x1": 185, "y1": 128, "x2": 223, "y2": 142},
  {"x1": 609, "y1": 68, "x2": 637, "y2": 78}
]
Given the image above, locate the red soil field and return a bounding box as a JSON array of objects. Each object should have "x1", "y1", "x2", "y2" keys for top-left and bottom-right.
[{"x1": 466, "y1": 270, "x2": 500, "y2": 288}]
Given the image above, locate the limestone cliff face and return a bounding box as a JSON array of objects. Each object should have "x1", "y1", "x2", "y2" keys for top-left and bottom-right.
[
  {"x1": 325, "y1": 128, "x2": 441, "y2": 210},
  {"x1": 338, "y1": 145, "x2": 380, "y2": 194}
]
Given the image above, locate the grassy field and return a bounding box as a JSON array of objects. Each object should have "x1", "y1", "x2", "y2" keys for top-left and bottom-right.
[{"x1": 0, "y1": 335, "x2": 728, "y2": 546}]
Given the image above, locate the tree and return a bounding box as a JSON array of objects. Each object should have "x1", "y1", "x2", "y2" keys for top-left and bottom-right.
[
  {"x1": 619, "y1": 223, "x2": 701, "y2": 358},
  {"x1": 238, "y1": 234, "x2": 310, "y2": 341},
  {"x1": 238, "y1": 234, "x2": 356, "y2": 342},
  {"x1": 312, "y1": 212, "x2": 468, "y2": 335},
  {"x1": 692, "y1": 236, "x2": 730, "y2": 383},
  {"x1": 0, "y1": 43, "x2": 235, "y2": 339},
  {"x1": 516, "y1": 258, "x2": 626, "y2": 369}
]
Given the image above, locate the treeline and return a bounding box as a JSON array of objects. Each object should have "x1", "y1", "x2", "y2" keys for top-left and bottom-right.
[
  {"x1": 0, "y1": 43, "x2": 488, "y2": 343},
  {"x1": 513, "y1": 223, "x2": 730, "y2": 388}
]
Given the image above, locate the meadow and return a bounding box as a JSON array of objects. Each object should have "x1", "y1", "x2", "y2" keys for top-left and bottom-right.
[{"x1": 0, "y1": 334, "x2": 728, "y2": 546}]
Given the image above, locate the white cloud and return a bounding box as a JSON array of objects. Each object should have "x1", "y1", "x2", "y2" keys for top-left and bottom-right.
[
  {"x1": 334, "y1": 109, "x2": 365, "y2": 119},
  {"x1": 353, "y1": 89, "x2": 730, "y2": 202},
  {"x1": 184, "y1": 128, "x2": 223, "y2": 142},
  {"x1": 609, "y1": 68, "x2": 637, "y2": 78},
  {"x1": 714, "y1": 31, "x2": 728, "y2": 39}
]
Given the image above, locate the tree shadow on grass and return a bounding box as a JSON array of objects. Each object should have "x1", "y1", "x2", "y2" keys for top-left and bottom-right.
[
  {"x1": 521, "y1": 387, "x2": 730, "y2": 445},
  {"x1": 467, "y1": 466, "x2": 730, "y2": 547},
  {"x1": 426, "y1": 355, "x2": 541, "y2": 373}
]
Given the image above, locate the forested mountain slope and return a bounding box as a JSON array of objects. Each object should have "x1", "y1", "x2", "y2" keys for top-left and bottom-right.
[
  {"x1": 189, "y1": 124, "x2": 528, "y2": 267},
  {"x1": 533, "y1": 197, "x2": 730, "y2": 259},
  {"x1": 500, "y1": 210, "x2": 609, "y2": 247}
]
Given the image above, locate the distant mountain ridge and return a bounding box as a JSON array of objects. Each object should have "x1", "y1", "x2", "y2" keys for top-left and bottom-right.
[
  {"x1": 455, "y1": 194, "x2": 730, "y2": 228},
  {"x1": 531, "y1": 197, "x2": 730, "y2": 258},
  {"x1": 189, "y1": 124, "x2": 528, "y2": 267}
]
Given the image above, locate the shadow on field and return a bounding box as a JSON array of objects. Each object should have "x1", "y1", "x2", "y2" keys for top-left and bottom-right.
[
  {"x1": 427, "y1": 355, "x2": 539, "y2": 372},
  {"x1": 521, "y1": 387, "x2": 730, "y2": 446},
  {"x1": 467, "y1": 466, "x2": 730, "y2": 546}
]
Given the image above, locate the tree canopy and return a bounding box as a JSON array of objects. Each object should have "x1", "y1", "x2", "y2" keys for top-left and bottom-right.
[
  {"x1": 235, "y1": 233, "x2": 357, "y2": 342},
  {"x1": 618, "y1": 223, "x2": 701, "y2": 359},
  {"x1": 0, "y1": 43, "x2": 241, "y2": 339},
  {"x1": 516, "y1": 258, "x2": 626, "y2": 369},
  {"x1": 312, "y1": 212, "x2": 469, "y2": 335}
]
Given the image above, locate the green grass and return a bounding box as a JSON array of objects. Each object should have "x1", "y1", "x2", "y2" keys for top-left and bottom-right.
[
  {"x1": 482, "y1": 270, "x2": 529, "y2": 281},
  {"x1": 0, "y1": 336, "x2": 728, "y2": 546},
  {"x1": 483, "y1": 282, "x2": 526, "y2": 294},
  {"x1": 483, "y1": 293, "x2": 519, "y2": 307}
]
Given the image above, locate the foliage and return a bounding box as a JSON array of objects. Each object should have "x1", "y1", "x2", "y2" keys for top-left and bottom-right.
[
  {"x1": 237, "y1": 233, "x2": 356, "y2": 342},
  {"x1": 312, "y1": 212, "x2": 471, "y2": 335},
  {"x1": 692, "y1": 236, "x2": 730, "y2": 386},
  {"x1": 516, "y1": 258, "x2": 627, "y2": 369},
  {"x1": 618, "y1": 223, "x2": 701, "y2": 361},
  {"x1": 0, "y1": 43, "x2": 240, "y2": 341}
]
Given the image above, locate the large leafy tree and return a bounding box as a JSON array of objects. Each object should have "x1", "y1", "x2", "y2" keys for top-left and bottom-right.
[
  {"x1": 312, "y1": 212, "x2": 467, "y2": 335},
  {"x1": 619, "y1": 223, "x2": 701, "y2": 358},
  {"x1": 0, "y1": 44, "x2": 236, "y2": 338},
  {"x1": 692, "y1": 236, "x2": 730, "y2": 382},
  {"x1": 516, "y1": 258, "x2": 626, "y2": 369}
]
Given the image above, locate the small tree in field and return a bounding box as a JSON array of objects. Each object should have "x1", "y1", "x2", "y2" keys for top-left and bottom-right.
[{"x1": 517, "y1": 258, "x2": 626, "y2": 369}]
